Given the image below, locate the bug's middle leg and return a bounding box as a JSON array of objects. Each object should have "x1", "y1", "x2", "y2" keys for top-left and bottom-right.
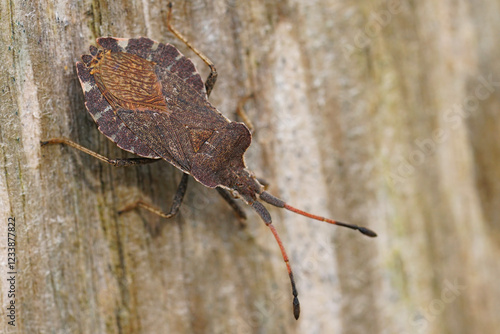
[
  {"x1": 118, "y1": 172, "x2": 189, "y2": 219},
  {"x1": 166, "y1": 2, "x2": 218, "y2": 96}
]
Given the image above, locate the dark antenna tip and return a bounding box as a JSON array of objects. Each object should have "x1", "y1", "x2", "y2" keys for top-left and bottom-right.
[
  {"x1": 334, "y1": 221, "x2": 377, "y2": 237},
  {"x1": 293, "y1": 297, "x2": 300, "y2": 320},
  {"x1": 358, "y1": 226, "x2": 377, "y2": 237},
  {"x1": 272, "y1": 200, "x2": 378, "y2": 237}
]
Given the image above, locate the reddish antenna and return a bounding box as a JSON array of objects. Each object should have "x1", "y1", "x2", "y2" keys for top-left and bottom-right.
[
  {"x1": 252, "y1": 191, "x2": 376, "y2": 319},
  {"x1": 259, "y1": 191, "x2": 377, "y2": 237}
]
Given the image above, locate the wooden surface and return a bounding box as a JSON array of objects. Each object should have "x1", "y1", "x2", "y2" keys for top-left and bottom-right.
[{"x1": 1, "y1": 0, "x2": 499, "y2": 333}]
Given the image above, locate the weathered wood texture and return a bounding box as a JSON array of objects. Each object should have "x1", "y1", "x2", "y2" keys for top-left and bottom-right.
[{"x1": 1, "y1": 0, "x2": 499, "y2": 333}]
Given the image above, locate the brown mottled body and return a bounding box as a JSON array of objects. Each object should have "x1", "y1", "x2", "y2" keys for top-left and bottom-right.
[
  {"x1": 93, "y1": 51, "x2": 167, "y2": 111},
  {"x1": 78, "y1": 37, "x2": 253, "y2": 199},
  {"x1": 42, "y1": 3, "x2": 376, "y2": 321}
]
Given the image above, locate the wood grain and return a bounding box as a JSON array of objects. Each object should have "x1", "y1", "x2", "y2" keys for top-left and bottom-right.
[{"x1": 1, "y1": 1, "x2": 499, "y2": 333}]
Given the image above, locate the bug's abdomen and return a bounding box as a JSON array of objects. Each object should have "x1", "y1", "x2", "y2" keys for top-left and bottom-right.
[
  {"x1": 93, "y1": 51, "x2": 168, "y2": 112},
  {"x1": 76, "y1": 61, "x2": 162, "y2": 159}
]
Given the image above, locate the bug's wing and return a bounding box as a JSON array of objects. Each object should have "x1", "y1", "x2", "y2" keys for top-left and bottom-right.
[
  {"x1": 86, "y1": 36, "x2": 230, "y2": 173},
  {"x1": 96, "y1": 36, "x2": 231, "y2": 153},
  {"x1": 76, "y1": 62, "x2": 162, "y2": 160},
  {"x1": 113, "y1": 58, "x2": 231, "y2": 173},
  {"x1": 117, "y1": 108, "x2": 252, "y2": 188},
  {"x1": 116, "y1": 108, "x2": 194, "y2": 173},
  {"x1": 158, "y1": 65, "x2": 230, "y2": 142},
  {"x1": 97, "y1": 37, "x2": 207, "y2": 98},
  {"x1": 115, "y1": 72, "x2": 230, "y2": 173}
]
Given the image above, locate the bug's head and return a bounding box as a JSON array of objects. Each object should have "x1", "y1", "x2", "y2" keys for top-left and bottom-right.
[{"x1": 225, "y1": 169, "x2": 264, "y2": 205}]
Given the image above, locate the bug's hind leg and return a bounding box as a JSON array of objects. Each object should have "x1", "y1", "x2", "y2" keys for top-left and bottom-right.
[
  {"x1": 166, "y1": 2, "x2": 218, "y2": 97},
  {"x1": 118, "y1": 172, "x2": 189, "y2": 219},
  {"x1": 42, "y1": 138, "x2": 190, "y2": 220},
  {"x1": 41, "y1": 138, "x2": 160, "y2": 167}
]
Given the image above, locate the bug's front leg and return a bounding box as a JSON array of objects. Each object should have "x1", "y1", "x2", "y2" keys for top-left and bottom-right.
[
  {"x1": 235, "y1": 94, "x2": 256, "y2": 132},
  {"x1": 216, "y1": 187, "x2": 247, "y2": 226}
]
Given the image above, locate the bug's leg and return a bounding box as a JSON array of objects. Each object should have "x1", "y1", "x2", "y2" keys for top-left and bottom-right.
[
  {"x1": 166, "y1": 2, "x2": 218, "y2": 97},
  {"x1": 41, "y1": 138, "x2": 159, "y2": 167},
  {"x1": 118, "y1": 172, "x2": 189, "y2": 219},
  {"x1": 216, "y1": 187, "x2": 247, "y2": 226},
  {"x1": 235, "y1": 94, "x2": 255, "y2": 132},
  {"x1": 257, "y1": 177, "x2": 269, "y2": 188}
]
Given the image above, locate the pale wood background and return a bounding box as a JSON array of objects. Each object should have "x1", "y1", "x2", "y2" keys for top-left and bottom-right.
[{"x1": 1, "y1": 0, "x2": 499, "y2": 333}]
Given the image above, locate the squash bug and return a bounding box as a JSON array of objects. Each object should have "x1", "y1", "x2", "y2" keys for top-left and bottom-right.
[{"x1": 41, "y1": 3, "x2": 376, "y2": 320}]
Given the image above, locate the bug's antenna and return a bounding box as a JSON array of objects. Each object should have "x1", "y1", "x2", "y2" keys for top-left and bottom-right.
[
  {"x1": 259, "y1": 192, "x2": 377, "y2": 237},
  {"x1": 251, "y1": 201, "x2": 301, "y2": 319}
]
